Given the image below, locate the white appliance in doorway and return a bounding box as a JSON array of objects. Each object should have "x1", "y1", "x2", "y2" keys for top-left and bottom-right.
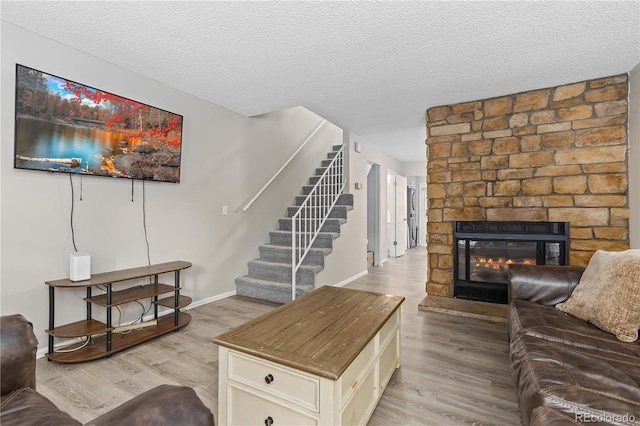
[
  {"x1": 407, "y1": 186, "x2": 417, "y2": 249},
  {"x1": 419, "y1": 183, "x2": 427, "y2": 246}
]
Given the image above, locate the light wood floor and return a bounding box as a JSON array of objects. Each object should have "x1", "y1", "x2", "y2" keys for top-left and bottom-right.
[{"x1": 35, "y1": 248, "x2": 521, "y2": 425}]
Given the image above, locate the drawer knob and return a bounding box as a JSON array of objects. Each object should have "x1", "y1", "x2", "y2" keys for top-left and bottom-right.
[
  {"x1": 265, "y1": 416, "x2": 274, "y2": 426},
  {"x1": 264, "y1": 373, "x2": 274, "y2": 384}
]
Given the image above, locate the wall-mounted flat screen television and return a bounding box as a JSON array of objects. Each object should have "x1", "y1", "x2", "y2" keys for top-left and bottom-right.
[{"x1": 14, "y1": 64, "x2": 183, "y2": 183}]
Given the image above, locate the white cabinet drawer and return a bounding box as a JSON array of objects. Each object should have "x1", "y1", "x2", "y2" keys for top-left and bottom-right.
[
  {"x1": 340, "y1": 361, "x2": 377, "y2": 426},
  {"x1": 340, "y1": 337, "x2": 376, "y2": 403},
  {"x1": 228, "y1": 385, "x2": 318, "y2": 426},
  {"x1": 228, "y1": 351, "x2": 320, "y2": 411},
  {"x1": 379, "y1": 330, "x2": 400, "y2": 390},
  {"x1": 379, "y1": 309, "x2": 399, "y2": 346}
]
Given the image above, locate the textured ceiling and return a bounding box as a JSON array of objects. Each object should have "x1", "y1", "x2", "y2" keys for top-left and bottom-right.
[{"x1": 2, "y1": 1, "x2": 639, "y2": 163}]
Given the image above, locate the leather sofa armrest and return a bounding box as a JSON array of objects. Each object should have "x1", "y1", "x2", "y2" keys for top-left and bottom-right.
[
  {"x1": 1, "y1": 315, "x2": 38, "y2": 396},
  {"x1": 85, "y1": 384, "x2": 215, "y2": 426},
  {"x1": 508, "y1": 265, "x2": 585, "y2": 306}
]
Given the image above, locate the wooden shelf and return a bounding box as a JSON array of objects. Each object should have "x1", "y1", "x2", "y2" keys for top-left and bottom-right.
[
  {"x1": 156, "y1": 295, "x2": 192, "y2": 309},
  {"x1": 46, "y1": 312, "x2": 191, "y2": 363},
  {"x1": 46, "y1": 319, "x2": 113, "y2": 338},
  {"x1": 85, "y1": 283, "x2": 178, "y2": 307},
  {"x1": 46, "y1": 260, "x2": 193, "y2": 363},
  {"x1": 46, "y1": 261, "x2": 192, "y2": 288}
]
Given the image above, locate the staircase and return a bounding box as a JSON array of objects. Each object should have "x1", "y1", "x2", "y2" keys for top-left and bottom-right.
[{"x1": 235, "y1": 145, "x2": 353, "y2": 304}]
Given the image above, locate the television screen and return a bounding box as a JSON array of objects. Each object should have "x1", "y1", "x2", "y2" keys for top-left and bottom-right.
[{"x1": 14, "y1": 64, "x2": 183, "y2": 183}]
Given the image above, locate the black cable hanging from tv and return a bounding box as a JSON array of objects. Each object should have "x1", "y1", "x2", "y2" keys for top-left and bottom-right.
[
  {"x1": 69, "y1": 174, "x2": 78, "y2": 252},
  {"x1": 142, "y1": 180, "x2": 151, "y2": 267}
]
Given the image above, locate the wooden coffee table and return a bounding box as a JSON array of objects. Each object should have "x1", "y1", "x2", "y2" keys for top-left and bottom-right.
[{"x1": 214, "y1": 286, "x2": 404, "y2": 425}]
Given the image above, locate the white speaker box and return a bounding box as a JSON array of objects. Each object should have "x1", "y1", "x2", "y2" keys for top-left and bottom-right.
[{"x1": 70, "y1": 252, "x2": 91, "y2": 282}]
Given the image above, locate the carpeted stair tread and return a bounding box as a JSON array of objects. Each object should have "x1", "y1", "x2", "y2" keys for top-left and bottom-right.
[
  {"x1": 286, "y1": 205, "x2": 350, "y2": 218},
  {"x1": 235, "y1": 276, "x2": 314, "y2": 292},
  {"x1": 247, "y1": 259, "x2": 324, "y2": 273},
  {"x1": 278, "y1": 217, "x2": 345, "y2": 232},
  {"x1": 269, "y1": 230, "x2": 340, "y2": 239},
  {"x1": 278, "y1": 217, "x2": 346, "y2": 224},
  {"x1": 247, "y1": 259, "x2": 322, "y2": 285},
  {"x1": 294, "y1": 193, "x2": 354, "y2": 207},
  {"x1": 269, "y1": 230, "x2": 337, "y2": 249},
  {"x1": 259, "y1": 244, "x2": 332, "y2": 256},
  {"x1": 258, "y1": 245, "x2": 330, "y2": 266},
  {"x1": 302, "y1": 185, "x2": 341, "y2": 195},
  {"x1": 235, "y1": 276, "x2": 314, "y2": 304}
]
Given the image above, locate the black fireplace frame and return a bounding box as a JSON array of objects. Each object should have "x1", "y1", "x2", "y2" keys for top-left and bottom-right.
[{"x1": 453, "y1": 221, "x2": 570, "y2": 304}]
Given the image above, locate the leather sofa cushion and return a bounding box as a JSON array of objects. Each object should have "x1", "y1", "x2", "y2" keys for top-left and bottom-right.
[
  {"x1": 511, "y1": 333, "x2": 640, "y2": 425},
  {"x1": 0, "y1": 315, "x2": 38, "y2": 396},
  {"x1": 509, "y1": 299, "x2": 640, "y2": 361},
  {"x1": 508, "y1": 264, "x2": 584, "y2": 306},
  {"x1": 85, "y1": 384, "x2": 215, "y2": 426},
  {"x1": 0, "y1": 388, "x2": 81, "y2": 426}
]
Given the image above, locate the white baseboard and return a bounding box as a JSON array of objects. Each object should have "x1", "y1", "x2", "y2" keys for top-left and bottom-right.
[
  {"x1": 37, "y1": 290, "x2": 237, "y2": 359},
  {"x1": 187, "y1": 290, "x2": 236, "y2": 309},
  {"x1": 332, "y1": 270, "x2": 368, "y2": 287}
]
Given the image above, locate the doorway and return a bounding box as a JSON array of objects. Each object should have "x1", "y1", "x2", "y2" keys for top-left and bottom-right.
[{"x1": 387, "y1": 171, "x2": 407, "y2": 258}]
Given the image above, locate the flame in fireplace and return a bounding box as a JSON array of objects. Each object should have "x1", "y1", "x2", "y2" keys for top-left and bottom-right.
[{"x1": 470, "y1": 256, "x2": 535, "y2": 281}]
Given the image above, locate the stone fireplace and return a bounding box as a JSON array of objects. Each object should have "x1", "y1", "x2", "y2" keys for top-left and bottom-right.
[
  {"x1": 425, "y1": 74, "x2": 630, "y2": 298},
  {"x1": 453, "y1": 221, "x2": 569, "y2": 303}
]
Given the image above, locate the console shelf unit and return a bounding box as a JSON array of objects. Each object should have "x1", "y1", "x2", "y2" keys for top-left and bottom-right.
[{"x1": 45, "y1": 260, "x2": 192, "y2": 363}]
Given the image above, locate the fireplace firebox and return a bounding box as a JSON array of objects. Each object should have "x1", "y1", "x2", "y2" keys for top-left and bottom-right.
[{"x1": 453, "y1": 221, "x2": 569, "y2": 304}]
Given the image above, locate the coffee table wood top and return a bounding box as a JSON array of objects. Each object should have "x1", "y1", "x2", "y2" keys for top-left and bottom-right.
[{"x1": 213, "y1": 286, "x2": 404, "y2": 380}]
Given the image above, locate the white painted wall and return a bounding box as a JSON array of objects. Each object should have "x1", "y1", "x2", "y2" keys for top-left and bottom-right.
[
  {"x1": 402, "y1": 161, "x2": 427, "y2": 178},
  {"x1": 629, "y1": 63, "x2": 640, "y2": 249},
  {"x1": 0, "y1": 22, "x2": 343, "y2": 350}
]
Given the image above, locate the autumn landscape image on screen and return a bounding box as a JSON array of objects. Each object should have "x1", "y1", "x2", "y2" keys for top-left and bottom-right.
[{"x1": 14, "y1": 64, "x2": 183, "y2": 182}]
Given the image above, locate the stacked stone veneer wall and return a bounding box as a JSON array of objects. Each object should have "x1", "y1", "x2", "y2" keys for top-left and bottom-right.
[{"x1": 425, "y1": 74, "x2": 630, "y2": 297}]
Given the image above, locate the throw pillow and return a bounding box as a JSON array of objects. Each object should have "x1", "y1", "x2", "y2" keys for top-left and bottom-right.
[{"x1": 556, "y1": 249, "x2": 640, "y2": 342}]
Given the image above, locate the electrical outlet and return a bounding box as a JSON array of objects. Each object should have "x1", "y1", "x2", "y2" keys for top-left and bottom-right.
[{"x1": 222, "y1": 205, "x2": 228, "y2": 215}]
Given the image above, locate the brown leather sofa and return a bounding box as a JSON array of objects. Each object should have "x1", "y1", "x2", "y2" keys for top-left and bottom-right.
[
  {"x1": 0, "y1": 314, "x2": 215, "y2": 426},
  {"x1": 508, "y1": 265, "x2": 640, "y2": 425}
]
